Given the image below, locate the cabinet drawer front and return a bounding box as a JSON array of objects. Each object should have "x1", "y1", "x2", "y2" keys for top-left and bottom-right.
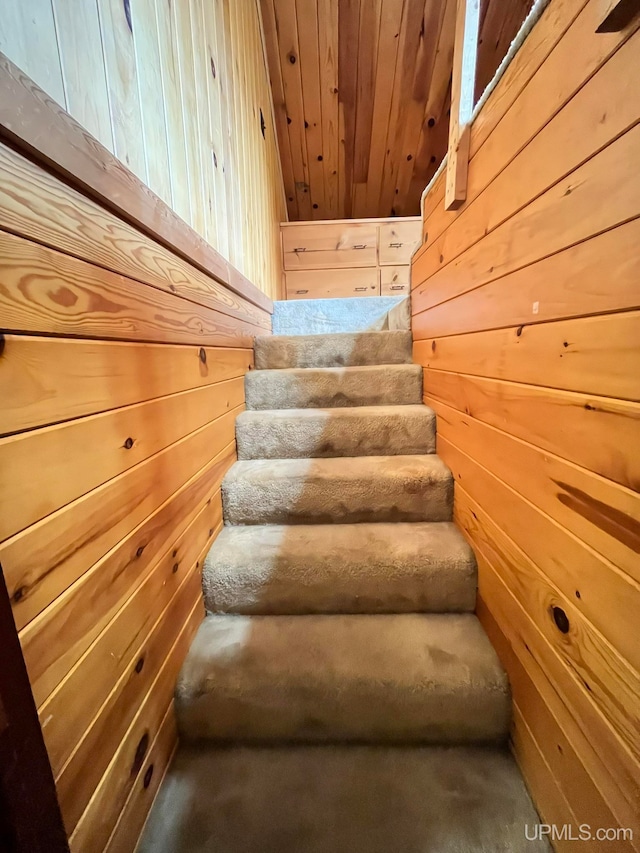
[
  {"x1": 283, "y1": 222, "x2": 378, "y2": 270},
  {"x1": 379, "y1": 220, "x2": 421, "y2": 265},
  {"x1": 380, "y1": 266, "x2": 410, "y2": 295},
  {"x1": 286, "y1": 268, "x2": 380, "y2": 300}
]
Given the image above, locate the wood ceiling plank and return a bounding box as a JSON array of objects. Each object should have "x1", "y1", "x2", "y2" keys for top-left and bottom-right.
[
  {"x1": 362, "y1": 0, "x2": 406, "y2": 217},
  {"x1": 261, "y1": 0, "x2": 531, "y2": 218},
  {"x1": 297, "y1": 0, "x2": 327, "y2": 217},
  {"x1": 338, "y1": 0, "x2": 360, "y2": 218},
  {"x1": 317, "y1": 0, "x2": 340, "y2": 218},
  {"x1": 273, "y1": 0, "x2": 313, "y2": 218}
]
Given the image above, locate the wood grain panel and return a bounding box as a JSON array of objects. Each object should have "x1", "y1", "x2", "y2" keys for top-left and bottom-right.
[
  {"x1": 55, "y1": 526, "x2": 215, "y2": 832},
  {"x1": 18, "y1": 420, "x2": 235, "y2": 707},
  {"x1": 416, "y1": 26, "x2": 640, "y2": 285},
  {"x1": 479, "y1": 602, "x2": 630, "y2": 847},
  {"x1": 413, "y1": 218, "x2": 640, "y2": 340},
  {"x1": 455, "y1": 484, "x2": 640, "y2": 764},
  {"x1": 413, "y1": 5, "x2": 640, "y2": 840},
  {"x1": 0, "y1": 14, "x2": 284, "y2": 304},
  {"x1": 430, "y1": 401, "x2": 640, "y2": 581},
  {"x1": 0, "y1": 336, "x2": 252, "y2": 436},
  {"x1": 419, "y1": 0, "x2": 638, "y2": 253},
  {"x1": 416, "y1": 311, "x2": 640, "y2": 401},
  {"x1": 0, "y1": 380, "x2": 243, "y2": 542},
  {"x1": 68, "y1": 599, "x2": 203, "y2": 849},
  {"x1": 103, "y1": 702, "x2": 178, "y2": 853},
  {"x1": 474, "y1": 548, "x2": 640, "y2": 836},
  {"x1": 425, "y1": 371, "x2": 640, "y2": 491},
  {"x1": 0, "y1": 147, "x2": 270, "y2": 328},
  {"x1": 41, "y1": 514, "x2": 213, "y2": 778},
  {"x1": 413, "y1": 124, "x2": 640, "y2": 312},
  {"x1": 0, "y1": 231, "x2": 264, "y2": 348}
]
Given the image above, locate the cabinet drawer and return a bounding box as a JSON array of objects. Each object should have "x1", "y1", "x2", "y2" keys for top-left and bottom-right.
[
  {"x1": 283, "y1": 222, "x2": 378, "y2": 270},
  {"x1": 379, "y1": 220, "x2": 421, "y2": 265},
  {"x1": 380, "y1": 266, "x2": 410, "y2": 296},
  {"x1": 286, "y1": 268, "x2": 380, "y2": 300}
]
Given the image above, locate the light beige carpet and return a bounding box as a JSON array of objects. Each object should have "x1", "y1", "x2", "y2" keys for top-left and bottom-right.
[{"x1": 139, "y1": 744, "x2": 551, "y2": 853}]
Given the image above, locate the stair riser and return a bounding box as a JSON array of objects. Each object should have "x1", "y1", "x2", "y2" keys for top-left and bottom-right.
[
  {"x1": 222, "y1": 476, "x2": 453, "y2": 525},
  {"x1": 203, "y1": 568, "x2": 476, "y2": 615},
  {"x1": 175, "y1": 615, "x2": 510, "y2": 745},
  {"x1": 236, "y1": 411, "x2": 436, "y2": 459},
  {"x1": 245, "y1": 366, "x2": 422, "y2": 410},
  {"x1": 255, "y1": 331, "x2": 412, "y2": 369},
  {"x1": 177, "y1": 692, "x2": 509, "y2": 744}
]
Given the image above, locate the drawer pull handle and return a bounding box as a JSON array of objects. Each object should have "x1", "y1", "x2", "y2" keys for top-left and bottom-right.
[
  {"x1": 295, "y1": 289, "x2": 309, "y2": 294},
  {"x1": 352, "y1": 244, "x2": 367, "y2": 249},
  {"x1": 389, "y1": 242, "x2": 403, "y2": 248},
  {"x1": 293, "y1": 247, "x2": 306, "y2": 253},
  {"x1": 390, "y1": 284, "x2": 406, "y2": 290},
  {"x1": 354, "y1": 287, "x2": 369, "y2": 292}
]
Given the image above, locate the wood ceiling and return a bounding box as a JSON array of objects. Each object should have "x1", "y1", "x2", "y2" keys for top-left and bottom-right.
[{"x1": 260, "y1": 0, "x2": 532, "y2": 221}]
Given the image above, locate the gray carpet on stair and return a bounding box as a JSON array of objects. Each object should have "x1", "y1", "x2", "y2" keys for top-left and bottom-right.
[
  {"x1": 139, "y1": 744, "x2": 550, "y2": 853},
  {"x1": 255, "y1": 330, "x2": 413, "y2": 369},
  {"x1": 222, "y1": 455, "x2": 453, "y2": 525},
  {"x1": 245, "y1": 363, "x2": 423, "y2": 409},
  {"x1": 203, "y1": 522, "x2": 476, "y2": 614},
  {"x1": 176, "y1": 613, "x2": 510, "y2": 743},
  {"x1": 272, "y1": 296, "x2": 409, "y2": 335},
  {"x1": 236, "y1": 405, "x2": 436, "y2": 459}
]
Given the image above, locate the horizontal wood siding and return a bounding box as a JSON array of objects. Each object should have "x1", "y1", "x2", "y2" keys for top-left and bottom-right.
[
  {"x1": 0, "y1": 143, "x2": 266, "y2": 852},
  {"x1": 0, "y1": 0, "x2": 286, "y2": 299},
  {"x1": 411, "y1": 1, "x2": 640, "y2": 848}
]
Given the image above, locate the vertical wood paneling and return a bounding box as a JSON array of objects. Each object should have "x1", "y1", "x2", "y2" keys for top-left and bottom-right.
[
  {"x1": 0, "y1": 0, "x2": 66, "y2": 107},
  {"x1": 52, "y1": 0, "x2": 113, "y2": 149},
  {"x1": 412, "y1": 3, "x2": 640, "y2": 847},
  {"x1": 154, "y1": 0, "x2": 193, "y2": 224},
  {"x1": 3, "y1": 0, "x2": 285, "y2": 297},
  {"x1": 97, "y1": 0, "x2": 147, "y2": 181},
  {"x1": 131, "y1": 0, "x2": 173, "y2": 205}
]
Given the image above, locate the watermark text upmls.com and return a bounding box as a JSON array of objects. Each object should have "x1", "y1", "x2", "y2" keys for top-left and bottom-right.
[{"x1": 525, "y1": 824, "x2": 634, "y2": 843}]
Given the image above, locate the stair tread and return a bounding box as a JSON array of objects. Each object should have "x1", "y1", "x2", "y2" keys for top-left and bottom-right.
[
  {"x1": 139, "y1": 743, "x2": 549, "y2": 853},
  {"x1": 255, "y1": 330, "x2": 413, "y2": 369},
  {"x1": 222, "y1": 455, "x2": 453, "y2": 525},
  {"x1": 225, "y1": 453, "x2": 450, "y2": 482},
  {"x1": 236, "y1": 405, "x2": 436, "y2": 459},
  {"x1": 203, "y1": 522, "x2": 477, "y2": 614},
  {"x1": 237, "y1": 403, "x2": 434, "y2": 420},
  {"x1": 176, "y1": 613, "x2": 510, "y2": 743},
  {"x1": 245, "y1": 363, "x2": 423, "y2": 410}
]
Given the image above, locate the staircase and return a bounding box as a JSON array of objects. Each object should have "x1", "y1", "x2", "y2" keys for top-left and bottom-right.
[{"x1": 140, "y1": 325, "x2": 549, "y2": 852}]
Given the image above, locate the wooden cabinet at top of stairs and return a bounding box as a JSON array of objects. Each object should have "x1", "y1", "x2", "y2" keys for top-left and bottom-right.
[{"x1": 280, "y1": 216, "x2": 421, "y2": 300}]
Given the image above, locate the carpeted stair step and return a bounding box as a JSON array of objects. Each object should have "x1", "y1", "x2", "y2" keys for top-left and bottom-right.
[
  {"x1": 202, "y1": 522, "x2": 476, "y2": 614},
  {"x1": 245, "y1": 364, "x2": 422, "y2": 410},
  {"x1": 139, "y1": 743, "x2": 551, "y2": 853},
  {"x1": 222, "y1": 455, "x2": 452, "y2": 525},
  {"x1": 236, "y1": 405, "x2": 436, "y2": 459},
  {"x1": 254, "y1": 330, "x2": 413, "y2": 369},
  {"x1": 175, "y1": 613, "x2": 510, "y2": 743}
]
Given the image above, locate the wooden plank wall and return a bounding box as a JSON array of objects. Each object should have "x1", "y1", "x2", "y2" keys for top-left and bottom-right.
[
  {"x1": 0, "y1": 137, "x2": 269, "y2": 851},
  {"x1": 0, "y1": 0, "x2": 287, "y2": 299},
  {"x1": 411, "y1": 0, "x2": 640, "y2": 847}
]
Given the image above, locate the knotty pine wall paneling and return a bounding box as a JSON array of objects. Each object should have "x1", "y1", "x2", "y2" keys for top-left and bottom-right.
[
  {"x1": 411, "y1": 0, "x2": 640, "y2": 848},
  {"x1": 0, "y1": 139, "x2": 267, "y2": 852},
  {"x1": 0, "y1": 0, "x2": 287, "y2": 299}
]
